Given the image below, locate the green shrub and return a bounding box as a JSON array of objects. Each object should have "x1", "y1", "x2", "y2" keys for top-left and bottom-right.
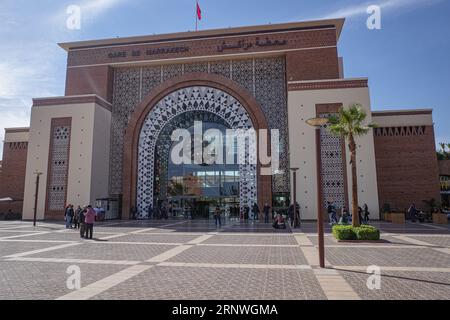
[
  {"x1": 332, "y1": 225, "x2": 380, "y2": 241},
  {"x1": 332, "y1": 225, "x2": 356, "y2": 240},
  {"x1": 353, "y1": 226, "x2": 380, "y2": 240}
]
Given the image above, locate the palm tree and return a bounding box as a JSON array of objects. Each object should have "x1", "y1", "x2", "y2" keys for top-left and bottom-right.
[
  {"x1": 327, "y1": 104, "x2": 377, "y2": 227},
  {"x1": 439, "y1": 142, "x2": 447, "y2": 154}
]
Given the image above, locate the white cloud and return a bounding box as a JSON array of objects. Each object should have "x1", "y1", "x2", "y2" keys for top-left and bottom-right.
[
  {"x1": 0, "y1": 42, "x2": 65, "y2": 157},
  {"x1": 50, "y1": 0, "x2": 130, "y2": 27},
  {"x1": 80, "y1": 0, "x2": 127, "y2": 14},
  {"x1": 306, "y1": 0, "x2": 444, "y2": 20},
  {"x1": 0, "y1": 0, "x2": 131, "y2": 158}
]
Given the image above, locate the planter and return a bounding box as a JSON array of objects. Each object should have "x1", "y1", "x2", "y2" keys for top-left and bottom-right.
[
  {"x1": 390, "y1": 213, "x2": 405, "y2": 224},
  {"x1": 432, "y1": 213, "x2": 448, "y2": 224}
]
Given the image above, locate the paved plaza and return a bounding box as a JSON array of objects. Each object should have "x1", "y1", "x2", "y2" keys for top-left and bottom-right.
[{"x1": 0, "y1": 219, "x2": 449, "y2": 300}]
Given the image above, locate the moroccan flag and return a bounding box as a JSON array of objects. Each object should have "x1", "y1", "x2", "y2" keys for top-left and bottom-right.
[{"x1": 197, "y1": 1, "x2": 202, "y2": 20}]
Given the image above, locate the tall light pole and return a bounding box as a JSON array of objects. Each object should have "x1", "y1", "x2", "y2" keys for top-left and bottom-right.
[
  {"x1": 33, "y1": 171, "x2": 43, "y2": 227},
  {"x1": 306, "y1": 117, "x2": 329, "y2": 268},
  {"x1": 290, "y1": 167, "x2": 299, "y2": 228}
]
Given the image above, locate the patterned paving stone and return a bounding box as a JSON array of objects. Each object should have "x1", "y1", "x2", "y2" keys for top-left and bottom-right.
[
  {"x1": 325, "y1": 247, "x2": 450, "y2": 267},
  {"x1": 203, "y1": 235, "x2": 297, "y2": 245},
  {"x1": 17, "y1": 232, "x2": 86, "y2": 241},
  {"x1": 409, "y1": 236, "x2": 450, "y2": 247},
  {"x1": 0, "y1": 231, "x2": 42, "y2": 238},
  {"x1": 0, "y1": 242, "x2": 68, "y2": 257},
  {"x1": 0, "y1": 261, "x2": 127, "y2": 300},
  {"x1": 339, "y1": 270, "x2": 450, "y2": 300},
  {"x1": 111, "y1": 234, "x2": 201, "y2": 244},
  {"x1": 1, "y1": 220, "x2": 449, "y2": 300},
  {"x1": 168, "y1": 246, "x2": 308, "y2": 265},
  {"x1": 93, "y1": 266, "x2": 326, "y2": 300},
  {"x1": 26, "y1": 243, "x2": 176, "y2": 261},
  {"x1": 305, "y1": 235, "x2": 337, "y2": 246}
]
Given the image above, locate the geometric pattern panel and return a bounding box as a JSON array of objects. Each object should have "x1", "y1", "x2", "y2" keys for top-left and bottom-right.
[
  {"x1": 374, "y1": 126, "x2": 426, "y2": 137},
  {"x1": 47, "y1": 119, "x2": 71, "y2": 212},
  {"x1": 109, "y1": 68, "x2": 141, "y2": 194},
  {"x1": 254, "y1": 57, "x2": 289, "y2": 193},
  {"x1": 137, "y1": 86, "x2": 257, "y2": 218},
  {"x1": 110, "y1": 57, "x2": 289, "y2": 196},
  {"x1": 319, "y1": 113, "x2": 346, "y2": 209}
]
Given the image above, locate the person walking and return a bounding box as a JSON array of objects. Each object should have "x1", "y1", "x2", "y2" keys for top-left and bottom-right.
[
  {"x1": 64, "y1": 205, "x2": 74, "y2": 229},
  {"x1": 243, "y1": 205, "x2": 250, "y2": 220},
  {"x1": 327, "y1": 201, "x2": 337, "y2": 225},
  {"x1": 363, "y1": 203, "x2": 370, "y2": 223},
  {"x1": 130, "y1": 206, "x2": 138, "y2": 220},
  {"x1": 288, "y1": 204, "x2": 295, "y2": 227},
  {"x1": 263, "y1": 203, "x2": 271, "y2": 224},
  {"x1": 84, "y1": 205, "x2": 96, "y2": 240},
  {"x1": 252, "y1": 203, "x2": 260, "y2": 221},
  {"x1": 295, "y1": 202, "x2": 301, "y2": 228},
  {"x1": 147, "y1": 204, "x2": 153, "y2": 220},
  {"x1": 358, "y1": 206, "x2": 364, "y2": 225},
  {"x1": 214, "y1": 206, "x2": 222, "y2": 227},
  {"x1": 73, "y1": 205, "x2": 82, "y2": 229},
  {"x1": 79, "y1": 206, "x2": 87, "y2": 239}
]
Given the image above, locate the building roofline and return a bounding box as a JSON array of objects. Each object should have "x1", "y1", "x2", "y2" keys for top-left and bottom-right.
[
  {"x1": 4, "y1": 127, "x2": 30, "y2": 133},
  {"x1": 58, "y1": 18, "x2": 345, "y2": 51},
  {"x1": 372, "y1": 109, "x2": 433, "y2": 117}
]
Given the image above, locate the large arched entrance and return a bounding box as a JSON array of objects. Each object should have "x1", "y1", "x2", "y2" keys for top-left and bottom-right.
[
  {"x1": 137, "y1": 86, "x2": 257, "y2": 218},
  {"x1": 122, "y1": 73, "x2": 272, "y2": 219}
]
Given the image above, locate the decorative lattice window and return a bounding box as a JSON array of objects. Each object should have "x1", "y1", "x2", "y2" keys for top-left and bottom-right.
[
  {"x1": 47, "y1": 119, "x2": 71, "y2": 212},
  {"x1": 319, "y1": 113, "x2": 346, "y2": 209}
]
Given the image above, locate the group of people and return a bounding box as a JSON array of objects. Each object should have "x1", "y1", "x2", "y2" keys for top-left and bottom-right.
[
  {"x1": 130, "y1": 203, "x2": 170, "y2": 220},
  {"x1": 64, "y1": 204, "x2": 97, "y2": 239},
  {"x1": 327, "y1": 201, "x2": 370, "y2": 225},
  {"x1": 407, "y1": 203, "x2": 448, "y2": 222}
]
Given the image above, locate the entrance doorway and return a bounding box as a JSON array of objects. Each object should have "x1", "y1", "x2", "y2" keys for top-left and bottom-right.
[{"x1": 167, "y1": 196, "x2": 240, "y2": 220}]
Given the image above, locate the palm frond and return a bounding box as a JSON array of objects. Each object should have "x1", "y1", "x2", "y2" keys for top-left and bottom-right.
[{"x1": 325, "y1": 103, "x2": 377, "y2": 139}]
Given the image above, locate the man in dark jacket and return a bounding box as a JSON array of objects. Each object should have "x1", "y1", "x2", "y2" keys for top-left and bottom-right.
[
  {"x1": 65, "y1": 205, "x2": 74, "y2": 229},
  {"x1": 252, "y1": 203, "x2": 260, "y2": 221},
  {"x1": 263, "y1": 203, "x2": 271, "y2": 223},
  {"x1": 79, "y1": 207, "x2": 86, "y2": 239}
]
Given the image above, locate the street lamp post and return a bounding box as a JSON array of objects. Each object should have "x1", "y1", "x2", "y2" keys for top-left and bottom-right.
[
  {"x1": 290, "y1": 167, "x2": 299, "y2": 228},
  {"x1": 33, "y1": 171, "x2": 43, "y2": 227},
  {"x1": 306, "y1": 117, "x2": 329, "y2": 268}
]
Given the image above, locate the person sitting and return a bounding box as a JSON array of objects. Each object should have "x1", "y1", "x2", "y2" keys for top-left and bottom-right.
[
  {"x1": 408, "y1": 203, "x2": 418, "y2": 222},
  {"x1": 272, "y1": 214, "x2": 286, "y2": 229},
  {"x1": 339, "y1": 206, "x2": 349, "y2": 224}
]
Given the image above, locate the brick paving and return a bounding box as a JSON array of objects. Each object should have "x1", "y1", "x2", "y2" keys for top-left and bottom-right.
[{"x1": 0, "y1": 219, "x2": 449, "y2": 300}]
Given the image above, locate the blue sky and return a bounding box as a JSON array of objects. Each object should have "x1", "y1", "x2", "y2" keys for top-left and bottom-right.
[{"x1": 0, "y1": 0, "x2": 449, "y2": 157}]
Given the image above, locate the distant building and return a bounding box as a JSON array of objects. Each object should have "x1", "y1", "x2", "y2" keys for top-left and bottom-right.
[{"x1": 0, "y1": 128, "x2": 29, "y2": 215}]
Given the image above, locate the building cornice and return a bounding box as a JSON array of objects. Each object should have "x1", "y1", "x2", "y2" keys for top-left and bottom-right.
[
  {"x1": 288, "y1": 78, "x2": 368, "y2": 91},
  {"x1": 372, "y1": 109, "x2": 433, "y2": 117},
  {"x1": 32, "y1": 94, "x2": 112, "y2": 112},
  {"x1": 59, "y1": 18, "x2": 345, "y2": 51}
]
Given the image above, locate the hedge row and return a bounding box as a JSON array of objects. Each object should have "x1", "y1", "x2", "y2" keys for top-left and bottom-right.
[{"x1": 332, "y1": 225, "x2": 380, "y2": 241}]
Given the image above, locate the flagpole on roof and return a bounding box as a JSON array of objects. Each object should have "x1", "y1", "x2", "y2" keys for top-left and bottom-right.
[{"x1": 196, "y1": 0, "x2": 198, "y2": 31}]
